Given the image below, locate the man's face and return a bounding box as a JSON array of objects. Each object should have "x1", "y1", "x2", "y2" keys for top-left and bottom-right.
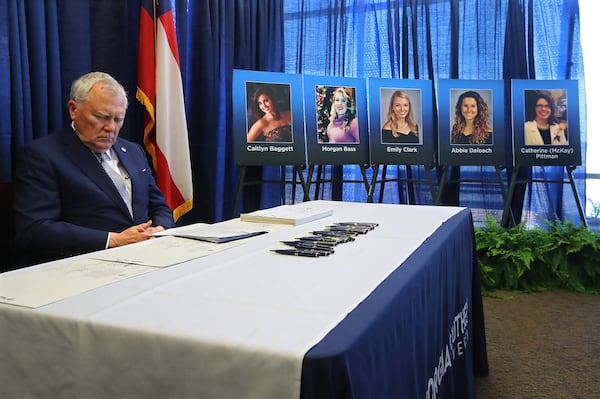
[{"x1": 68, "y1": 84, "x2": 127, "y2": 153}]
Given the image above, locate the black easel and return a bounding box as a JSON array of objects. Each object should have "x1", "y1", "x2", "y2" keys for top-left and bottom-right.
[
  {"x1": 500, "y1": 165, "x2": 586, "y2": 228},
  {"x1": 232, "y1": 165, "x2": 310, "y2": 218},
  {"x1": 436, "y1": 165, "x2": 511, "y2": 221},
  {"x1": 367, "y1": 164, "x2": 438, "y2": 204},
  {"x1": 305, "y1": 164, "x2": 372, "y2": 201}
]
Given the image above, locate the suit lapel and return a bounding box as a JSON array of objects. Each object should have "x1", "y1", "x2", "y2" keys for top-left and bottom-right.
[{"x1": 60, "y1": 129, "x2": 133, "y2": 220}]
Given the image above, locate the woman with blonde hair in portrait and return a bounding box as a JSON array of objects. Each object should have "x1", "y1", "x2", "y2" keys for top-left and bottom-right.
[
  {"x1": 450, "y1": 90, "x2": 493, "y2": 145},
  {"x1": 247, "y1": 85, "x2": 292, "y2": 142},
  {"x1": 324, "y1": 87, "x2": 359, "y2": 143},
  {"x1": 381, "y1": 90, "x2": 419, "y2": 143}
]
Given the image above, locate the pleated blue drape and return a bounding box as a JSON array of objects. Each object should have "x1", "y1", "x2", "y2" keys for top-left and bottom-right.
[
  {"x1": 283, "y1": 0, "x2": 586, "y2": 226},
  {"x1": 1, "y1": 0, "x2": 585, "y2": 225},
  {"x1": 1, "y1": 0, "x2": 285, "y2": 223}
]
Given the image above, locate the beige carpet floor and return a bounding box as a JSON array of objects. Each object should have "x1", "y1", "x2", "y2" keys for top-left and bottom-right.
[{"x1": 475, "y1": 290, "x2": 600, "y2": 399}]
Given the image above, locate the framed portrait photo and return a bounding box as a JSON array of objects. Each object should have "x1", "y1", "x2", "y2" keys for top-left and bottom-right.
[
  {"x1": 367, "y1": 78, "x2": 434, "y2": 165},
  {"x1": 232, "y1": 69, "x2": 306, "y2": 166},
  {"x1": 437, "y1": 79, "x2": 506, "y2": 166},
  {"x1": 511, "y1": 79, "x2": 581, "y2": 166},
  {"x1": 302, "y1": 75, "x2": 369, "y2": 165}
]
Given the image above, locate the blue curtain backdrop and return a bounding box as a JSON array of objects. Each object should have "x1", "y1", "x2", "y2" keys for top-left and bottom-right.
[
  {"x1": 0, "y1": 0, "x2": 285, "y2": 224},
  {"x1": 0, "y1": 0, "x2": 586, "y2": 227},
  {"x1": 283, "y1": 0, "x2": 586, "y2": 227}
]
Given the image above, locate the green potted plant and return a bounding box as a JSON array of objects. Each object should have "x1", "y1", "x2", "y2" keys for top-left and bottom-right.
[{"x1": 475, "y1": 216, "x2": 600, "y2": 294}]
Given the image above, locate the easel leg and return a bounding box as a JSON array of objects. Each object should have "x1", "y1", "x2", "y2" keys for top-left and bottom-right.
[
  {"x1": 294, "y1": 165, "x2": 311, "y2": 203},
  {"x1": 359, "y1": 165, "x2": 371, "y2": 201},
  {"x1": 566, "y1": 165, "x2": 588, "y2": 227},
  {"x1": 501, "y1": 166, "x2": 520, "y2": 228},
  {"x1": 232, "y1": 166, "x2": 247, "y2": 218},
  {"x1": 306, "y1": 165, "x2": 315, "y2": 201},
  {"x1": 380, "y1": 164, "x2": 388, "y2": 203},
  {"x1": 435, "y1": 165, "x2": 448, "y2": 205},
  {"x1": 406, "y1": 165, "x2": 416, "y2": 204},
  {"x1": 291, "y1": 166, "x2": 298, "y2": 204},
  {"x1": 496, "y1": 165, "x2": 515, "y2": 227},
  {"x1": 314, "y1": 165, "x2": 323, "y2": 200},
  {"x1": 425, "y1": 165, "x2": 437, "y2": 204},
  {"x1": 368, "y1": 164, "x2": 380, "y2": 203}
]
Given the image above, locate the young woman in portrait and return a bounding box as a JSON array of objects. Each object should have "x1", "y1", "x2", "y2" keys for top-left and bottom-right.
[
  {"x1": 323, "y1": 87, "x2": 359, "y2": 144},
  {"x1": 450, "y1": 90, "x2": 493, "y2": 145},
  {"x1": 247, "y1": 85, "x2": 292, "y2": 143},
  {"x1": 381, "y1": 90, "x2": 419, "y2": 144}
]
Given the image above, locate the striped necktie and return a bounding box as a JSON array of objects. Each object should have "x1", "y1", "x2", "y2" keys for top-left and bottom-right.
[{"x1": 97, "y1": 152, "x2": 132, "y2": 216}]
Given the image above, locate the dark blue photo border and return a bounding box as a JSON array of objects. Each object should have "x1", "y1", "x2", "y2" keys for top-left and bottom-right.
[
  {"x1": 511, "y1": 79, "x2": 581, "y2": 166},
  {"x1": 437, "y1": 79, "x2": 506, "y2": 166},
  {"x1": 232, "y1": 69, "x2": 306, "y2": 166},
  {"x1": 303, "y1": 75, "x2": 369, "y2": 165},
  {"x1": 367, "y1": 78, "x2": 434, "y2": 165}
]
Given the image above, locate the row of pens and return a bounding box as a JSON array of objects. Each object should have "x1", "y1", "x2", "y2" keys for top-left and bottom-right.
[{"x1": 271, "y1": 222, "x2": 379, "y2": 257}]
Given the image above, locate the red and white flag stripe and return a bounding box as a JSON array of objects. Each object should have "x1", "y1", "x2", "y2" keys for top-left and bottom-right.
[{"x1": 137, "y1": 0, "x2": 193, "y2": 221}]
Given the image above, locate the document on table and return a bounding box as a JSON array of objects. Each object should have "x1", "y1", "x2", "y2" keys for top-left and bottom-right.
[
  {"x1": 153, "y1": 222, "x2": 269, "y2": 243},
  {"x1": 92, "y1": 221, "x2": 284, "y2": 267},
  {"x1": 90, "y1": 235, "x2": 243, "y2": 267},
  {"x1": 0, "y1": 258, "x2": 155, "y2": 308},
  {"x1": 0, "y1": 220, "x2": 287, "y2": 308}
]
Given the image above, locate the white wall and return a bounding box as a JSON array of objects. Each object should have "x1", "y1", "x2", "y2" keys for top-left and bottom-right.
[{"x1": 579, "y1": 0, "x2": 600, "y2": 215}]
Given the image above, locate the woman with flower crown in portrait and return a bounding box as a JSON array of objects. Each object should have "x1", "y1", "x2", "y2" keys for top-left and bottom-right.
[
  {"x1": 247, "y1": 85, "x2": 292, "y2": 143},
  {"x1": 381, "y1": 90, "x2": 419, "y2": 144},
  {"x1": 323, "y1": 87, "x2": 359, "y2": 144}
]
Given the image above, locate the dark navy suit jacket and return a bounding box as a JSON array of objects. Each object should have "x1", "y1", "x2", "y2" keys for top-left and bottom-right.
[{"x1": 13, "y1": 127, "x2": 175, "y2": 253}]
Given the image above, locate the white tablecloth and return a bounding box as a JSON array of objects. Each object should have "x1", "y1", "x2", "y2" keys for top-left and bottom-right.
[{"x1": 0, "y1": 201, "x2": 463, "y2": 398}]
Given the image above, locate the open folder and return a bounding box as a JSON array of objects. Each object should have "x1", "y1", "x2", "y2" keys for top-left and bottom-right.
[{"x1": 153, "y1": 223, "x2": 268, "y2": 243}]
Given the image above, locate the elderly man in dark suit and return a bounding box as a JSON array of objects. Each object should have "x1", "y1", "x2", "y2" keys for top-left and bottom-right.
[{"x1": 13, "y1": 71, "x2": 174, "y2": 260}]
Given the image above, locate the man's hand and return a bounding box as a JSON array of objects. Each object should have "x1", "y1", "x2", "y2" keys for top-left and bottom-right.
[{"x1": 108, "y1": 220, "x2": 166, "y2": 248}]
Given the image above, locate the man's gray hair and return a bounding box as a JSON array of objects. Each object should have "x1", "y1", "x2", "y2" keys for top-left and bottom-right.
[{"x1": 70, "y1": 71, "x2": 129, "y2": 108}]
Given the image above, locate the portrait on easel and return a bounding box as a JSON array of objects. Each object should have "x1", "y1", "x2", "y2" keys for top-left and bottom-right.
[
  {"x1": 449, "y1": 89, "x2": 493, "y2": 146},
  {"x1": 302, "y1": 74, "x2": 368, "y2": 165},
  {"x1": 232, "y1": 69, "x2": 306, "y2": 166},
  {"x1": 511, "y1": 79, "x2": 581, "y2": 166},
  {"x1": 523, "y1": 89, "x2": 568, "y2": 146},
  {"x1": 245, "y1": 82, "x2": 293, "y2": 143},
  {"x1": 379, "y1": 88, "x2": 423, "y2": 145},
  {"x1": 367, "y1": 78, "x2": 434, "y2": 166},
  {"x1": 437, "y1": 79, "x2": 505, "y2": 166},
  {"x1": 315, "y1": 86, "x2": 359, "y2": 144}
]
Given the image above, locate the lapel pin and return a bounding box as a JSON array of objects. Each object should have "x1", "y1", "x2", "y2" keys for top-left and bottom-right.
[{"x1": 121, "y1": 147, "x2": 127, "y2": 152}]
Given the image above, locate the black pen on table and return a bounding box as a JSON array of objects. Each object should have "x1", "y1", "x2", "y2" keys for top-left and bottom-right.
[
  {"x1": 298, "y1": 236, "x2": 340, "y2": 245},
  {"x1": 281, "y1": 241, "x2": 334, "y2": 252},
  {"x1": 332, "y1": 222, "x2": 378, "y2": 229},
  {"x1": 311, "y1": 230, "x2": 355, "y2": 241},
  {"x1": 271, "y1": 249, "x2": 326, "y2": 257},
  {"x1": 326, "y1": 226, "x2": 371, "y2": 234}
]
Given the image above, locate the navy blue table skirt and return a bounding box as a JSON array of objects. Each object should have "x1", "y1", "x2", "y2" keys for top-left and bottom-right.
[{"x1": 301, "y1": 208, "x2": 488, "y2": 399}]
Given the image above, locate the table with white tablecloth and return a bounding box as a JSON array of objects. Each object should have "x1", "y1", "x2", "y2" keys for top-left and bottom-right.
[{"x1": 0, "y1": 200, "x2": 487, "y2": 399}]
